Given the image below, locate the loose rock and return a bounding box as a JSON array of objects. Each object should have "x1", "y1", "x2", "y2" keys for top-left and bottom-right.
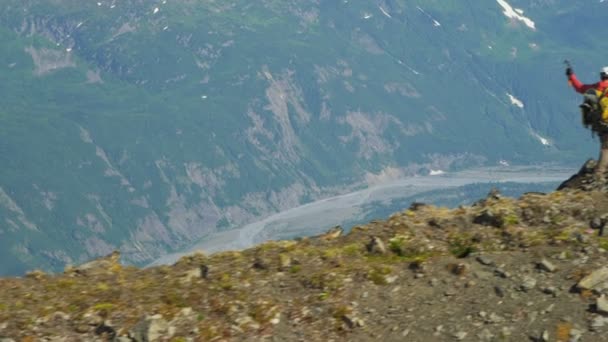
[
  {"x1": 577, "y1": 267, "x2": 608, "y2": 291},
  {"x1": 453, "y1": 331, "x2": 467, "y2": 340},
  {"x1": 342, "y1": 314, "x2": 364, "y2": 329},
  {"x1": 537, "y1": 259, "x2": 557, "y2": 273},
  {"x1": 569, "y1": 328, "x2": 583, "y2": 342},
  {"x1": 520, "y1": 276, "x2": 537, "y2": 292},
  {"x1": 590, "y1": 316, "x2": 608, "y2": 331},
  {"x1": 181, "y1": 267, "x2": 203, "y2": 283},
  {"x1": 476, "y1": 256, "x2": 495, "y2": 266},
  {"x1": 540, "y1": 330, "x2": 549, "y2": 342},
  {"x1": 367, "y1": 237, "x2": 387, "y2": 255},
  {"x1": 597, "y1": 295, "x2": 608, "y2": 315},
  {"x1": 129, "y1": 314, "x2": 171, "y2": 342}
]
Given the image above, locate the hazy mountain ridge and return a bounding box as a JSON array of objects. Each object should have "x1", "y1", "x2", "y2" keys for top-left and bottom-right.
[{"x1": 0, "y1": 0, "x2": 606, "y2": 274}]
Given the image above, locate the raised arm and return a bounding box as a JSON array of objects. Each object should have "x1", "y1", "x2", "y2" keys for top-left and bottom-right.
[{"x1": 569, "y1": 73, "x2": 598, "y2": 94}]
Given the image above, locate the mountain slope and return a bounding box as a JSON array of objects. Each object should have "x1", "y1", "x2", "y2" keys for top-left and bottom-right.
[
  {"x1": 1, "y1": 0, "x2": 607, "y2": 275},
  {"x1": 2, "y1": 174, "x2": 608, "y2": 340}
]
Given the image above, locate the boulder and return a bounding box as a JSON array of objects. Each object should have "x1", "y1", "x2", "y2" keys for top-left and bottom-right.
[
  {"x1": 577, "y1": 267, "x2": 608, "y2": 291},
  {"x1": 537, "y1": 259, "x2": 557, "y2": 273},
  {"x1": 520, "y1": 276, "x2": 537, "y2": 292},
  {"x1": 180, "y1": 266, "x2": 206, "y2": 283},
  {"x1": 65, "y1": 251, "x2": 121, "y2": 276},
  {"x1": 342, "y1": 314, "x2": 364, "y2": 329},
  {"x1": 476, "y1": 256, "x2": 495, "y2": 266},
  {"x1": 94, "y1": 323, "x2": 116, "y2": 339},
  {"x1": 597, "y1": 296, "x2": 608, "y2": 315},
  {"x1": 24, "y1": 269, "x2": 46, "y2": 280},
  {"x1": 366, "y1": 237, "x2": 387, "y2": 255},
  {"x1": 129, "y1": 314, "x2": 171, "y2": 342},
  {"x1": 317, "y1": 226, "x2": 343, "y2": 241},
  {"x1": 473, "y1": 209, "x2": 503, "y2": 228}
]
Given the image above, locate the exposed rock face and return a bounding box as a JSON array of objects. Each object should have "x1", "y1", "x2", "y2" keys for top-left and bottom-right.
[
  {"x1": 558, "y1": 159, "x2": 602, "y2": 191},
  {"x1": 24, "y1": 46, "x2": 75, "y2": 75}
]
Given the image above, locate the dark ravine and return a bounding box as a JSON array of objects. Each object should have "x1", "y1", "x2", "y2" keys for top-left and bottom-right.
[{"x1": 3, "y1": 162, "x2": 608, "y2": 341}]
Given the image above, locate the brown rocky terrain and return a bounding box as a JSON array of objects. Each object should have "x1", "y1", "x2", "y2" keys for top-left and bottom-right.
[{"x1": 4, "y1": 161, "x2": 608, "y2": 341}]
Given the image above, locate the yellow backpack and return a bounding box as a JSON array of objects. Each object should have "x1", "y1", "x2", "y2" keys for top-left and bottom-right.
[
  {"x1": 581, "y1": 88, "x2": 608, "y2": 132},
  {"x1": 600, "y1": 90, "x2": 608, "y2": 121}
]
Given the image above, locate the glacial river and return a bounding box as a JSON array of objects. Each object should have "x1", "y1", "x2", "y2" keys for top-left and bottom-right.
[{"x1": 150, "y1": 165, "x2": 575, "y2": 266}]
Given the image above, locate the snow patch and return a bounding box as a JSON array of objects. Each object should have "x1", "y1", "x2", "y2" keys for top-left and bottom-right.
[
  {"x1": 417, "y1": 6, "x2": 441, "y2": 28},
  {"x1": 397, "y1": 60, "x2": 420, "y2": 75},
  {"x1": 153, "y1": 7, "x2": 160, "y2": 14},
  {"x1": 496, "y1": 0, "x2": 536, "y2": 30},
  {"x1": 378, "y1": 6, "x2": 392, "y2": 18},
  {"x1": 79, "y1": 126, "x2": 94, "y2": 143},
  {"x1": 429, "y1": 169, "x2": 445, "y2": 176},
  {"x1": 363, "y1": 12, "x2": 373, "y2": 20},
  {"x1": 532, "y1": 132, "x2": 551, "y2": 146},
  {"x1": 507, "y1": 93, "x2": 524, "y2": 108},
  {"x1": 499, "y1": 160, "x2": 510, "y2": 167}
]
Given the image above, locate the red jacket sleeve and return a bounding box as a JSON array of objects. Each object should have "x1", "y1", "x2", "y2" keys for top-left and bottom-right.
[{"x1": 569, "y1": 74, "x2": 598, "y2": 94}]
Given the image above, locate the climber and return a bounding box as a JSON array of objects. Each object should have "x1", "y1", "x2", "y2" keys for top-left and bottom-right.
[{"x1": 566, "y1": 64, "x2": 608, "y2": 178}]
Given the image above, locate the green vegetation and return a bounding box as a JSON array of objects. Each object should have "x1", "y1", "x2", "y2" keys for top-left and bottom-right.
[
  {"x1": 599, "y1": 238, "x2": 608, "y2": 251},
  {"x1": 91, "y1": 303, "x2": 115, "y2": 311},
  {"x1": 503, "y1": 213, "x2": 520, "y2": 226},
  {"x1": 368, "y1": 265, "x2": 393, "y2": 285},
  {"x1": 449, "y1": 238, "x2": 478, "y2": 258}
]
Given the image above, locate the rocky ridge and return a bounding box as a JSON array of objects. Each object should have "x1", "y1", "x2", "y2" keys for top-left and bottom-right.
[{"x1": 3, "y1": 162, "x2": 608, "y2": 341}]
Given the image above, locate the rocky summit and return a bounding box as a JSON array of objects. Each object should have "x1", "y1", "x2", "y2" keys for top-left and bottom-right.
[{"x1": 4, "y1": 163, "x2": 608, "y2": 341}]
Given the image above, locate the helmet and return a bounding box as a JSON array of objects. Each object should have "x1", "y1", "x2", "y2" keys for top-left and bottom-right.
[{"x1": 601, "y1": 66, "x2": 608, "y2": 78}]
